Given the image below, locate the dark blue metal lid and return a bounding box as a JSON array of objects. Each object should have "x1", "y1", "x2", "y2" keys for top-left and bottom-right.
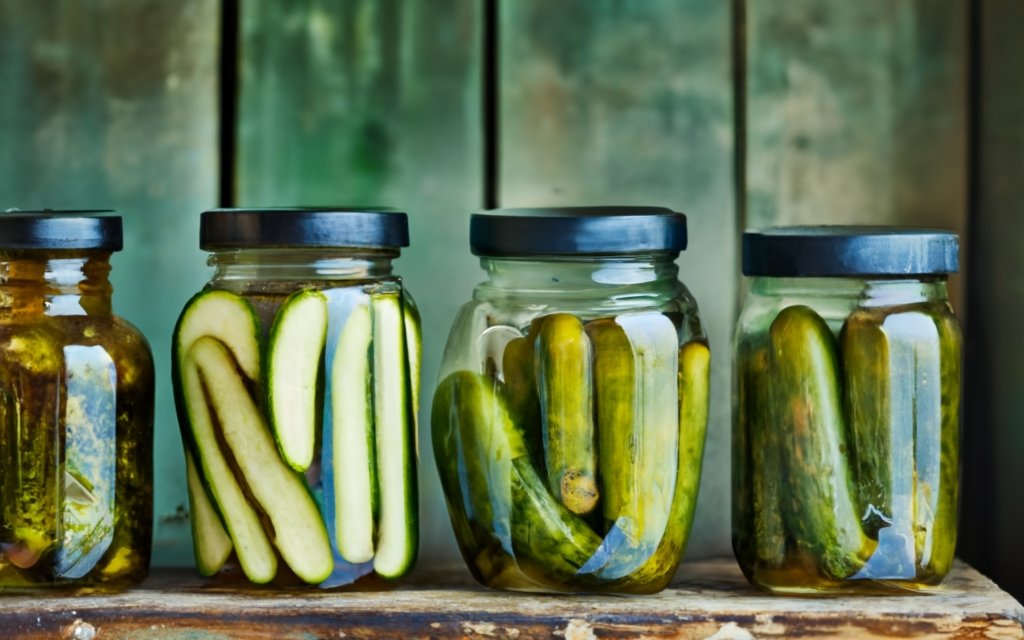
[
  {"x1": 470, "y1": 207, "x2": 688, "y2": 257},
  {"x1": 200, "y1": 208, "x2": 409, "y2": 250},
  {"x1": 743, "y1": 226, "x2": 959, "y2": 277},
  {"x1": 0, "y1": 209, "x2": 122, "y2": 251}
]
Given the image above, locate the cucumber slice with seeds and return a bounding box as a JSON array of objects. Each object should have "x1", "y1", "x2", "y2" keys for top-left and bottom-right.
[
  {"x1": 174, "y1": 290, "x2": 261, "y2": 382},
  {"x1": 185, "y1": 450, "x2": 233, "y2": 577},
  {"x1": 190, "y1": 336, "x2": 334, "y2": 584},
  {"x1": 371, "y1": 292, "x2": 418, "y2": 578},
  {"x1": 180, "y1": 346, "x2": 277, "y2": 584},
  {"x1": 265, "y1": 289, "x2": 329, "y2": 472},
  {"x1": 331, "y1": 300, "x2": 377, "y2": 564}
]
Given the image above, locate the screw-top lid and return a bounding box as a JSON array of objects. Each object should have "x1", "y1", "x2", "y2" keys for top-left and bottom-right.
[
  {"x1": 200, "y1": 208, "x2": 410, "y2": 250},
  {"x1": 469, "y1": 207, "x2": 688, "y2": 257},
  {"x1": 0, "y1": 209, "x2": 123, "y2": 251},
  {"x1": 742, "y1": 226, "x2": 959, "y2": 277}
]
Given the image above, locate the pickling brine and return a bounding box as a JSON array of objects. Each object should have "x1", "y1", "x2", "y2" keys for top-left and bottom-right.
[
  {"x1": 0, "y1": 212, "x2": 154, "y2": 591},
  {"x1": 734, "y1": 227, "x2": 961, "y2": 594},
  {"x1": 433, "y1": 207, "x2": 710, "y2": 594},
  {"x1": 172, "y1": 208, "x2": 419, "y2": 588}
]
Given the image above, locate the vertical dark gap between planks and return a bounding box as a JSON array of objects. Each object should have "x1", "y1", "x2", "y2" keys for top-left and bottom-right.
[
  {"x1": 731, "y1": 0, "x2": 747, "y2": 312},
  {"x1": 482, "y1": 0, "x2": 500, "y2": 209},
  {"x1": 961, "y1": 0, "x2": 993, "y2": 576},
  {"x1": 219, "y1": 0, "x2": 240, "y2": 207}
]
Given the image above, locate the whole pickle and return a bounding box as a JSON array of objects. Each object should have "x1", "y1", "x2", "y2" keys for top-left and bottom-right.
[
  {"x1": 502, "y1": 336, "x2": 543, "y2": 468},
  {"x1": 770, "y1": 305, "x2": 874, "y2": 580},
  {"x1": 586, "y1": 312, "x2": 680, "y2": 580},
  {"x1": 534, "y1": 314, "x2": 599, "y2": 515}
]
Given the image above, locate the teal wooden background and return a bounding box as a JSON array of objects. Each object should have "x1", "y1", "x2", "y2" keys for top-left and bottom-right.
[{"x1": 0, "y1": 0, "x2": 1017, "y2": 596}]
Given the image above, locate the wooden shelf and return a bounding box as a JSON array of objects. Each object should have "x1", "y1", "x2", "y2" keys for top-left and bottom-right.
[{"x1": 0, "y1": 560, "x2": 1020, "y2": 639}]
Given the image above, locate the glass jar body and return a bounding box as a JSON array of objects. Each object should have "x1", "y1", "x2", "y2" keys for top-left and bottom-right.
[
  {"x1": 432, "y1": 255, "x2": 710, "y2": 594},
  {"x1": 175, "y1": 248, "x2": 419, "y2": 588},
  {"x1": 0, "y1": 251, "x2": 154, "y2": 591},
  {"x1": 732, "y1": 276, "x2": 961, "y2": 594}
]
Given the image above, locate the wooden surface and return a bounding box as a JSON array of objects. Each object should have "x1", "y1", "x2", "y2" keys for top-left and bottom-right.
[
  {"x1": 0, "y1": 561, "x2": 1019, "y2": 639},
  {"x1": 499, "y1": 0, "x2": 736, "y2": 559},
  {"x1": 0, "y1": 0, "x2": 220, "y2": 566}
]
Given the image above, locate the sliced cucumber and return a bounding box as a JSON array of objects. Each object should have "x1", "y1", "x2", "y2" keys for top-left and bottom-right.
[
  {"x1": 371, "y1": 292, "x2": 418, "y2": 578},
  {"x1": 174, "y1": 289, "x2": 261, "y2": 381},
  {"x1": 265, "y1": 289, "x2": 329, "y2": 472},
  {"x1": 190, "y1": 336, "x2": 334, "y2": 584},
  {"x1": 403, "y1": 291, "x2": 423, "y2": 433},
  {"x1": 180, "y1": 346, "x2": 277, "y2": 583},
  {"x1": 331, "y1": 300, "x2": 377, "y2": 564},
  {"x1": 185, "y1": 450, "x2": 233, "y2": 576}
]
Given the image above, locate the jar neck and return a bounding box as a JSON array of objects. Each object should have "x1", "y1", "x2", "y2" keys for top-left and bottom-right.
[
  {"x1": 0, "y1": 252, "x2": 114, "y2": 317},
  {"x1": 208, "y1": 248, "x2": 398, "y2": 285},
  {"x1": 748, "y1": 275, "x2": 950, "y2": 307},
  {"x1": 475, "y1": 254, "x2": 680, "y2": 302}
]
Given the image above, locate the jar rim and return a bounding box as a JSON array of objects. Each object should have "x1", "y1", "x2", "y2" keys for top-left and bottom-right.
[{"x1": 743, "y1": 225, "x2": 959, "y2": 277}]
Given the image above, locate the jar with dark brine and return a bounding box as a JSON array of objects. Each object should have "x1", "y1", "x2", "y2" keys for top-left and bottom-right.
[
  {"x1": 432, "y1": 207, "x2": 710, "y2": 594},
  {"x1": 733, "y1": 227, "x2": 961, "y2": 594},
  {"x1": 0, "y1": 211, "x2": 154, "y2": 590},
  {"x1": 172, "y1": 208, "x2": 419, "y2": 588}
]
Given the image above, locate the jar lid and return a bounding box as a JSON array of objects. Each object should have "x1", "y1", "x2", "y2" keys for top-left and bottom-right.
[
  {"x1": 0, "y1": 210, "x2": 122, "y2": 251},
  {"x1": 200, "y1": 208, "x2": 410, "y2": 250},
  {"x1": 742, "y1": 226, "x2": 960, "y2": 277},
  {"x1": 469, "y1": 207, "x2": 687, "y2": 256}
]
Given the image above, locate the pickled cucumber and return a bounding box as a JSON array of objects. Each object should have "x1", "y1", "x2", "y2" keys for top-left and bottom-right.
[
  {"x1": 611, "y1": 339, "x2": 710, "y2": 592},
  {"x1": 745, "y1": 339, "x2": 787, "y2": 568},
  {"x1": 585, "y1": 312, "x2": 679, "y2": 580},
  {"x1": 534, "y1": 314, "x2": 598, "y2": 515},
  {"x1": 501, "y1": 336, "x2": 542, "y2": 466},
  {"x1": 769, "y1": 305, "x2": 874, "y2": 579}
]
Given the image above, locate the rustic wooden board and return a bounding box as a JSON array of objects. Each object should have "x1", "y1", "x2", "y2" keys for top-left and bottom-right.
[
  {"x1": 0, "y1": 0, "x2": 220, "y2": 566},
  {"x1": 743, "y1": 0, "x2": 968, "y2": 307},
  {"x1": 0, "y1": 561, "x2": 1019, "y2": 639},
  {"x1": 961, "y1": 0, "x2": 1024, "y2": 603},
  {"x1": 234, "y1": 0, "x2": 483, "y2": 564},
  {"x1": 499, "y1": 0, "x2": 737, "y2": 559}
]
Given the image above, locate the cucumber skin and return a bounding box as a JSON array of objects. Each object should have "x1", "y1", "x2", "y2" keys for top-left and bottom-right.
[
  {"x1": 733, "y1": 333, "x2": 787, "y2": 578},
  {"x1": 534, "y1": 314, "x2": 599, "y2": 515},
  {"x1": 769, "y1": 305, "x2": 874, "y2": 580},
  {"x1": 501, "y1": 335, "x2": 543, "y2": 468},
  {"x1": 926, "y1": 306, "x2": 960, "y2": 581},
  {"x1": 185, "y1": 450, "x2": 233, "y2": 577}
]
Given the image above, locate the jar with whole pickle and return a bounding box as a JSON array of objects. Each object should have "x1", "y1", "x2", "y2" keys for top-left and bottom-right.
[
  {"x1": 733, "y1": 226, "x2": 961, "y2": 594},
  {"x1": 432, "y1": 207, "x2": 710, "y2": 594},
  {"x1": 172, "y1": 208, "x2": 419, "y2": 588},
  {"x1": 0, "y1": 211, "x2": 154, "y2": 591}
]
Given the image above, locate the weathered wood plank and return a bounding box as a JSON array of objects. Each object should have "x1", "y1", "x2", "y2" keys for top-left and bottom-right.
[
  {"x1": 235, "y1": 0, "x2": 483, "y2": 563},
  {"x1": 0, "y1": 562, "x2": 1019, "y2": 639},
  {"x1": 0, "y1": 0, "x2": 220, "y2": 566},
  {"x1": 744, "y1": 0, "x2": 968, "y2": 305},
  {"x1": 961, "y1": 0, "x2": 1024, "y2": 604},
  {"x1": 499, "y1": 0, "x2": 736, "y2": 559}
]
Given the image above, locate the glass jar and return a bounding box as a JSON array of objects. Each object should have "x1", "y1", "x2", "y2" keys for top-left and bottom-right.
[
  {"x1": 432, "y1": 207, "x2": 710, "y2": 594},
  {"x1": 0, "y1": 211, "x2": 154, "y2": 591},
  {"x1": 172, "y1": 208, "x2": 419, "y2": 588},
  {"x1": 733, "y1": 227, "x2": 961, "y2": 594}
]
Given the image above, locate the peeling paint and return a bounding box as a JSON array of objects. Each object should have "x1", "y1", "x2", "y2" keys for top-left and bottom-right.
[
  {"x1": 562, "y1": 619, "x2": 598, "y2": 640},
  {"x1": 66, "y1": 619, "x2": 96, "y2": 640},
  {"x1": 705, "y1": 622, "x2": 754, "y2": 640}
]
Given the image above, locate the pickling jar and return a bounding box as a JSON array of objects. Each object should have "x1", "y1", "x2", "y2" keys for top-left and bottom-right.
[
  {"x1": 172, "y1": 208, "x2": 419, "y2": 588},
  {"x1": 0, "y1": 211, "x2": 154, "y2": 591},
  {"x1": 733, "y1": 226, "x2": 961, "y2": 594},
  {"x1": 432, "y1": 207, "x2": 710, "y2": 594}
]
